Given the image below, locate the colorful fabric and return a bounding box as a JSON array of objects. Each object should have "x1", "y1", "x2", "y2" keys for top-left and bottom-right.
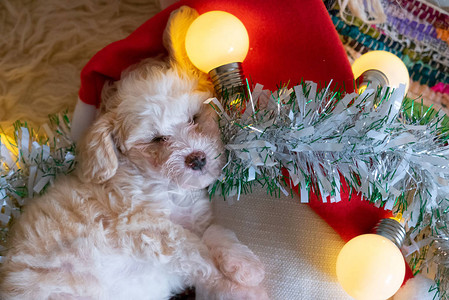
[
  {"x1": 328, "y1": 0, "x2": 449, "y2": 92},
  {"x1": 437, "y1": 27, "x2": 449, "y2": 45},
  {"x1": 329, "y1": 10, "x2": 449, "y2": 88},
  {"x1": 432, "y1": 82, "x2": 449, "y2": 94}
]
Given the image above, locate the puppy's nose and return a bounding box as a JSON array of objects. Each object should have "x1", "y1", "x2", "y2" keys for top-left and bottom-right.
[{"x1": 185, "y1": 151, "x2": 207, "y2": 171}]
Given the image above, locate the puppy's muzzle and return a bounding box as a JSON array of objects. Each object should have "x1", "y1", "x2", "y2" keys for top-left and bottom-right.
[{"x1": 185, "y1": 151, "x2": 207, "y2": 171}]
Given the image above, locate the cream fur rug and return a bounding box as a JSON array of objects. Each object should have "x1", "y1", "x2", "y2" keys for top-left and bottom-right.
[{"x1": 0, "y1": 0, "x2": 161, "y2": 128}]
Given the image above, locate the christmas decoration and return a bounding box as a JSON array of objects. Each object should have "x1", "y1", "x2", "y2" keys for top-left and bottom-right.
[
  {"x1": 208, "y1": 80, "x2": 448, "y2": 298},
  {"x1": 0, "y1": 114, "x2": 76, "y2": 262},
  {"x1": 185, "y1": 10, "x2": 249, "y2": 96},
  {"x1": 352, "y1": 50, "x2": 410, "y2": 94},
  {"x1": 336, "y1": 218, "x2": 406, "y2": 300}
]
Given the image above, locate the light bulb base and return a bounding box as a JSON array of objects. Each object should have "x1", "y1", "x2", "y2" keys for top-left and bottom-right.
[
  {"x1": 373, "y1": 218, "x2": 406, "y2": 248},
  {"x1": 357, "y1": 69, "x2": 389, "y2": 91},
  {"x1": 209, "y1": 62, "x2": 245, "y2": 98}
]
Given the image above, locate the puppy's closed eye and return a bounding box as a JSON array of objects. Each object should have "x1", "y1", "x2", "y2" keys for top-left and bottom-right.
[
  {"x1": 132, "y1": 136, "x2": 168, "y2": 151},
  {"x1": 191, "y1": 113, "x2": 202, "y2": 124},
  {"x1": 151, "y1": 136, "x2": 169, "y2": 143}
]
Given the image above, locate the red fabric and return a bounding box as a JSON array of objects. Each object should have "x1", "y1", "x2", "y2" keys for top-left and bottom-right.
[
  {"x1": 78, "y1": 0, "x2": 413, "y2": 283},
  {"x1": 308, "y1": 176, "x2": 393, "y2": 242}
]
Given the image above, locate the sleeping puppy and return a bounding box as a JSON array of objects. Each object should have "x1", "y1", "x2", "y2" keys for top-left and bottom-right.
[{"x1": 0, "y1": 6, "x2": 267, "y2": 300}]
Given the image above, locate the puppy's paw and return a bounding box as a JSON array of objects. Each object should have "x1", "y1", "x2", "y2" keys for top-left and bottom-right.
[
  {"x1": 211, "y1": 245, "x2": 265, "y2": 287},
  {"x1": 203, "y1": 225, "x2": 265, "y2": 287}
]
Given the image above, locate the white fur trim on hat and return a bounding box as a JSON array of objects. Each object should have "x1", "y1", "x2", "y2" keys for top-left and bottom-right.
[
  {"x1": 71, "y1": 98, "x2": 98, "y2": 142},
  {"x1": 393, "y1": 274, "x2": 436, "y2": 300}
]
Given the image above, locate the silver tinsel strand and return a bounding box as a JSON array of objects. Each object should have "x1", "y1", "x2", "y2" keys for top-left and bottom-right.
[
  {"x1": 0, "y1": 114, "x2": 76, "y2": 263},
  {"x1": 209, "y1": 81, "x2": 449, "y2": 298}
]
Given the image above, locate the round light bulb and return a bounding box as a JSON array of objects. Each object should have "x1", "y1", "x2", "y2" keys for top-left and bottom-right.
[
  {"x1": 352, "y1": 50, "x2": 410, "y2": 93},
  {"x1": 185, "y1": 11, "x2": 249, "y2": 73},
  {"x1": 336, "y1": 234, "x2": 406, "y2": 300}
]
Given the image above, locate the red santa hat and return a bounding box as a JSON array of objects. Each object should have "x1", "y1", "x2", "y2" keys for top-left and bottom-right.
[
  {"x1": 73, "y1": 0, "x2": 413, "y2": 284},
  {"x1": 72, "y1": 0, "x2": 354, "y2": 140}
]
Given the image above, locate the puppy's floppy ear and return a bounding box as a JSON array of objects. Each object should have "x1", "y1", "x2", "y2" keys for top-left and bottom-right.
[{"x1": 77, "y1": 112, "x2": 118, "y2": 184}]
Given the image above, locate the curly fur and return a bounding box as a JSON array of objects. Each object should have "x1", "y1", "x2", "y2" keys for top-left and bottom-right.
[{"x1": 0, "y1": 7, "x2": 267, "y2": 300}]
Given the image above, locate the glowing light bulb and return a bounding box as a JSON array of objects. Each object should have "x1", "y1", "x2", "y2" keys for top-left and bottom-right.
[
  {"x1": 185, "y1": 11, "x2": 249, "y2": 73},
  {"x1": 336, "y1": 219, "x2": 406, "y2": 300},
  {"x1": 185, "y1": 11, "x2": 249, "y2": 96},
  {"x1": 352, "y1": 51, "x2": 410, "y2": 94}
]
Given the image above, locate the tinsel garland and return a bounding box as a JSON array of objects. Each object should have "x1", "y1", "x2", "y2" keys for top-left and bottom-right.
[
  {"x1": 0, "y1": 114, "x2": 76, "y2": 262},
  {"x1": 209, "y1": 81, "x2": 449, "y2": 298}
]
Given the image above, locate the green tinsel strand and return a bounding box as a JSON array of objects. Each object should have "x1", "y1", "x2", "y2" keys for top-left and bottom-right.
[{"x1": 0, "y1": 113, "x2": 76, "y2": 262}]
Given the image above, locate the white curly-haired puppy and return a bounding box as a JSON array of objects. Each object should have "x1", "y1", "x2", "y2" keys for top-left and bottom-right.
[{"x1": 0, "y1": 7, "x2": 267, "y2": 300}]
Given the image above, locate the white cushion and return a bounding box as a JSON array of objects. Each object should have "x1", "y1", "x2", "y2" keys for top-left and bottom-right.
[{"x1": 212, "y1": 188, "x2": 351, "y2": 299}]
